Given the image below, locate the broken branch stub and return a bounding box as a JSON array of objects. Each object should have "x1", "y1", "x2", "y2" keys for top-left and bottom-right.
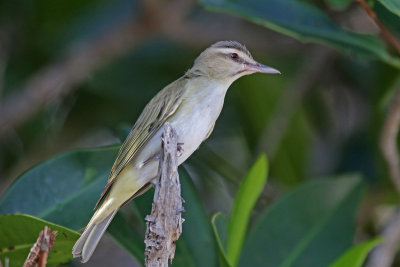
[
  {"x1": 144, "y1": 123, "x2": 184, "y2": 267},
  {"x1": 23, "y1": 226, "x2": 57, "y2": 267}
]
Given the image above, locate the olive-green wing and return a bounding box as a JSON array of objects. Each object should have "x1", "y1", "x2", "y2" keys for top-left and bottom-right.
[{"x1": 95, "y1": 79, "x2": 187, "y2": 208}]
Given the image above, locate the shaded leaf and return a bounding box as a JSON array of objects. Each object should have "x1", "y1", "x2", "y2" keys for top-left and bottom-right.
[
  {"x1": 239, "y1": 175, "x2": 364, "y2": 267},
  {"x1": 328, "y1": 237, "x2": 383, "y2": 267},
  {"x1": 324, "y1": 0, "x2": 353, "y2": 11},
  {"x1": 227, "y1": 154, "x2": 268, "y2": 266},
  {"x1": 200, "y1": 0, "x2": 400, "y2": 68},
  {"x1": 179, "y1": 168, "x2": 217, "y2": 267},
  {"x1": 211, "y1": 213, "x2": 231, "y2": 267},
  {"x1": 378, "y1": 0, "x2": 400, "y2": 18},
  {"x1": 0, "y1": 214, "x2": 80, "y2": 267},
  {"x1": 107, "y1": 212, "x2": 145, "y2": 265},
  {"x1": 0, "y1": 145, "x2": 217, "y2": 266},
  {"x1": 0, "y1": 146, "x2": 119, "y2": 230}
]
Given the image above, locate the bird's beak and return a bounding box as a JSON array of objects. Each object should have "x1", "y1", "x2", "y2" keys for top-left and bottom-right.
[{"x1": 247, "y1": 62, "x2": 281, "y2": 74}]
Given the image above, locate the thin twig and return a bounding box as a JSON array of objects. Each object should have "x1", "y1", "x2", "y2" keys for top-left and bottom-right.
[
  {"x1": 144, "y1": 123, "x2": 184, "y2": 267},
  {"x1": 356, "y1": 0, "x2": 400, "y2": 55},
  {"x1": 366, "y1": 207, "x2": 400, "y2": 267},
  {"x1": 356, "y1": 2, "x2": 400, "y2": 266},
  {"x1": 380, "y1": 87, "x2": 400, "y2": 194},
  {"x1": 23, "y1": 226, "x2": 57, "y2": 267},
  {"x1": 364, "y1": 85, "x2": 400, "y2": 267}
]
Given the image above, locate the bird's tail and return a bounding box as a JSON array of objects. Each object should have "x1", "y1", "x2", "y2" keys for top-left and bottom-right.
[{"x1": 72, "y1": 209, "x2": 117, "y2": 263}]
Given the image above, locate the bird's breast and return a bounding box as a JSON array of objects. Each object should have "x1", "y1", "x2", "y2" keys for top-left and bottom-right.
[
  {"x1": 170, "y1": 86, "x2": 226, "y2": 164},
  {"x1": 133, "y1": 81, "x2": 228, "y2": 183}
]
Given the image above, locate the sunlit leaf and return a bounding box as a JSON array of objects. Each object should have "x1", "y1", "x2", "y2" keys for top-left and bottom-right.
[
  {"x1": 226, "y1": 154, "x2": 268, "y2": 266},
  {"x1": 328, "y1": 237, "x2": 383, "y2": 267}
]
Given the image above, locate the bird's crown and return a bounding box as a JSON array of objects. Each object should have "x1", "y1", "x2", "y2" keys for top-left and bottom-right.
[{"x1": 187, "y1": 40, "x2": 279, "y2": 82}]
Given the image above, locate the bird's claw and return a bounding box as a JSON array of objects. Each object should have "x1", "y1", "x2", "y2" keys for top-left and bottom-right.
[{"x1": 177, "y1": 142, "x2": 184, "y2": 157}]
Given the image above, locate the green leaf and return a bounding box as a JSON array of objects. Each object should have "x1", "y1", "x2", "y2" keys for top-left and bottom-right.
[
  {"x1": 0, "y1": 214, "x2": 80, "y2": 267},
  {"x1": 329, "y1": 237, "x2": 383, "y2": 267},
  {"x1": 0, "y1": 146, "x2": 217, "y2": 266},
  {"x1": 200, "y1": 0, "x2": 400, "y2": 68},
  {"x1": 107, "y1": 212, "x2": 145, "y2": 265},
  {"x1": 324, "y1": 0, "x2": 353, "y2": 11},
  {"x1": 179, "y1": 168, "x2": 218, "y2": 267},
  {"x1": 378, "y1": 0, "x2": 400, "y2": 18},
  {"x1": 239, "y1": 174, "x2": 364, "y2": 267},
  {"x1": 211, "y1": 213, "x2": 231, "y2": 267},
  {"x1": 0, "y1": 146, "x2": 119, "y2": 230},
  {"x1": 226, "y1": 154, "x2": 268, "y2": 266}
]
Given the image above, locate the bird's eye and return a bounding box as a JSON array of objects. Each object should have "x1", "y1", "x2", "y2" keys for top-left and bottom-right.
[{"x1": 230, "y1": 53, "x2": 238, "y2": 60}]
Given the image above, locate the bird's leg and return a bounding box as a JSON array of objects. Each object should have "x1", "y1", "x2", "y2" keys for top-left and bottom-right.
[
  {"x1": 177, "y1": 142, "x2": 184, "y2": 157},
  {"x1": 141, "y1": 153, "x2": 161, "y2": 167}
]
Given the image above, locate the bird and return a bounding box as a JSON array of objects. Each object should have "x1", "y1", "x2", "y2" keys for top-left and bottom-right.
[{"x1": 72, "y1": 40, "x2": 280, "y2": 263}]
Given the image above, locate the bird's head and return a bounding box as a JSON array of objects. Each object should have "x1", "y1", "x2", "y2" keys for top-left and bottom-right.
[{"x1": 190, "y1": 41, "x2": 280, "y2": 83}]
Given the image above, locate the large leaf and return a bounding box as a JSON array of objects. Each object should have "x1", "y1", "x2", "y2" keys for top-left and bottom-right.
[
  {"x1": 328, "y1": 237, "x2": 383, "y2": 267},
  {"x1": 0, "y1": 146, "x2": 216, "y2": 266},
  {"x1": 107, "y1": 212, "x2": 145, "y2": 264},
  {"x1": 200, "y1": 0, "x2": 400, "y2": 68},
  {"x1": 0, "y1": 146, "x2": 119, "y2": 230},
  {"x1": 0, "y1": 214, "x2": 80, "y2": 267},
  {"x1": 378, "y1": 0, "x2": 400, "y2": 18},
  {"x1": 239, "y1": 175, "x2": 364, "y2": 267},
  {"x1": 178, "y1": 168, "x2": 217, "y2": 267},
  {"x1": 226, "y1": 154, "x2": 268, "y2": 266}
]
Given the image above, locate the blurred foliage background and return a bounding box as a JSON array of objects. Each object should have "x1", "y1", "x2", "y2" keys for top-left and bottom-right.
[{"x1": 1, "y1": 0, "x2": 400, "y2": 266}]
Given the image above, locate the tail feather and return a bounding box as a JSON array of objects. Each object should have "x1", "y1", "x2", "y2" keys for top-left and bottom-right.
[{"x1": 72, "y1": 210, "x2": 117, "y2": 263}]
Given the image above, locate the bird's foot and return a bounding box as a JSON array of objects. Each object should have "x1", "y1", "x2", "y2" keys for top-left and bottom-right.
[
  {"x1": 141, "y1": 153, "x2": 160, "y2": 168},
  {"x1": 177, "y1": 142, "x2": 184, "y2": 157}
]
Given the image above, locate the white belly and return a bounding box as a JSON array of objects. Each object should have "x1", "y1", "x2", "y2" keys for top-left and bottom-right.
[{"x1": 133, "y1": 82, "x2": 227, "y2": 184}]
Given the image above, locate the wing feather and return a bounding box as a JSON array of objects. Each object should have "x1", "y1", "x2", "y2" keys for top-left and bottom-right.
[{"x1": 94, "y1": 78, "x2": 187, "y2": 208}]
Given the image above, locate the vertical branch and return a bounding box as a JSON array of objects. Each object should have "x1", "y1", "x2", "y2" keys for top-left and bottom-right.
[
  {"x1": 366, "y1": 207, "x2": 400, "y2": 267},
  {"x1": 357, "y1": 0, "x2": 400, "y2": 265},
  {"x1": 367, "y1": 87, "x2": 400, "y2": 267},
  {"x1": 380, "y1": 88, "x2": 400, "y2": 194},
  {"x1": 144, "y1": 123, "x2": 184, "y2": 267}
]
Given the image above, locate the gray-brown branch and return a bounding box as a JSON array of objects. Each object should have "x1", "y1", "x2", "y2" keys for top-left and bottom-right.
[
  {"x1": 366, "y1": 86, "x2": 400, "y2": 267},
  {"x1": 380, "y1": 87, "x2": 400, "y2": 194},
  {"x1": 144, "y1": 123, "x2": 184, "y2": 267},
  {"x1": 23, "y1": 226, "x2": 57, "y2": 267},
  {"x1": 366, "y1": 207, "x2": 400, "y2": 267}
]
